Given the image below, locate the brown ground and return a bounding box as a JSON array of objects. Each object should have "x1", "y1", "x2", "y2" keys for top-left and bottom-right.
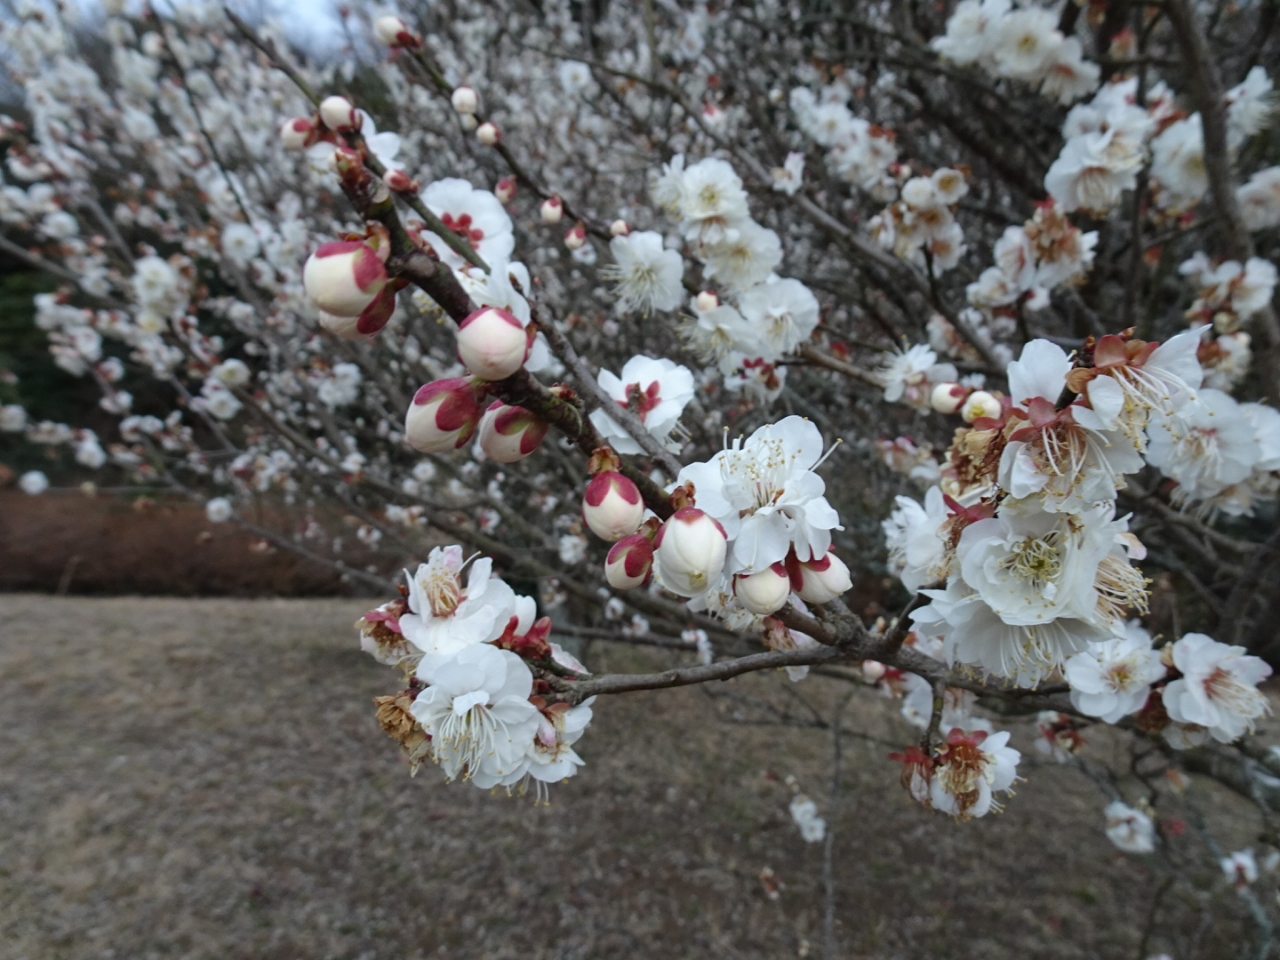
[
  {"x1": 0, "y1": 491, "x2": 387, "y2": 596},
  {"x1": 0, "y1": 594, "x2": 1268, "y2": 959}
]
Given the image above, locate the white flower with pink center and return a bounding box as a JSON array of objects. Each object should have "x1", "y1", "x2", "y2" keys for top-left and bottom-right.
[
  {"x1": 588, "y1": 355, "x2": 694, "y2": 455},
  {"x1": 676, "y1": 415, "x2": 842, "y2": 576},
  {"x1": 400, "y1": 545, "x2": 515, "y2": 661},
  {"x1": 1064, "y1": 623, "x2": 1165, "y2": 723},
  {"x1": 1163, "y1": 633, "x2": 1272, "y2": 743},
  {"x1": 420, "y1": 178, "x2": 515, "y2": 269}
]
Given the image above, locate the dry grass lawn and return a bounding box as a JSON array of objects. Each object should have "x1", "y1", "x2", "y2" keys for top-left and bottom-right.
[{"x1": 0, "y1": 594, "x2": 1267, "y2": 959}]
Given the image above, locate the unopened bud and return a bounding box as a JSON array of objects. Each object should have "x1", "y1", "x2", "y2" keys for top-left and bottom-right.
[
  {"x1": 403, "y1": 377, "x2": 485, "y2": 453},
  {"x1": 373, "y1": 15, "x2": 421, "y2": 48},
  {"x1": 540, "y1": 196, "x2": 564, "y2": 225},
  {"x1": 495, "y1": 177, "x2": 517, "y2": 203},
  {"x1": 478, "y1": 401, "x2": 548, "y2": 462},
  {"x1": 319, "y1": 95, "x2": 359, "y2": 132},
  {"x1": 383, "y1": 168, "x2": 419, "y2": 193},
  {"x1": 788, "y1": 551, "x2": 852, "y2": 605},
  {"x1": 456, "y1": 306, "x2": 530, "y2": 380},
  {"x1": 564, "y1": 221, "x2": 586, "y2": 250},
  {"x1": 609, "y1": 219, "x2": 630, "y2": 237},
  {"x1": 695, "y1": 290, "x2": 720, "y2": 312},
  {"x1": 960, "y1": 389, "x2": 1001, "y2": 424},
  {"x1": 476, "y1": 121, "x2": 500, "y2": 145},
  {"x1": 459, "y1": 114, "x2": 478, "y2": 132},
  {"x1": 451, "y1": 86, "x2": 478, "y2": 115},
  {"x1": 317, "y1": 310, "x2": 363, "y2": 339},
  {"x1": 930, "y1": 382, "x2": 967, "y2": 415},
  {"x1": 862, "y1": 659, "x2": 887, "y2": 683},
  {"x1": 280, "y1": 116, "x2": 318, "y2": 150},
  {"x1": 605, "y1": 534, "x2": 654, "y2": 590},
  {"x1": 303, "y1": 241, "x2": 387, "y2": 317},
  {"x1": 582, "y1": 471, "x2": 644, "y2": 541},
  {"x1": 734, "y1": 563, "x2": 792, "y2": 616},
  {"x1": 654, "y1": 507, "x2": 728, "y2": 597}
]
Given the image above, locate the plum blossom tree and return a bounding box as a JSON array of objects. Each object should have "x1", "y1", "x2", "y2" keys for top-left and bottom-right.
[{"x1": 5, "y1": 0, "x2": 1280, "y2": 952}]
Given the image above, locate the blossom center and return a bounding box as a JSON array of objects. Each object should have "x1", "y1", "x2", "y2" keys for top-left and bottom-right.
[
  {"x1": 1001, "y1": 534, "x2": 1062, "y2": 596},
  {"x1": 441, "y1": 212, "x2": 486, "y2": 245}
]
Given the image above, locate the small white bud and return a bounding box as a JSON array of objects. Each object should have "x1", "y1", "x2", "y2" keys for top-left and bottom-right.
[
  {"x1": 540, "y1": 196, "x2": 564, "y2": 224},
  {"x1": 960, "y1": 390, "x2": 1001, "y2": 423},
  {"x1": 451, "y1": 86, "x2": 478, "y2": 115},
  {"x1": 734, "y1": 564, "x2": 792, "y2": 616},
  {"x1": 456, "y1": 307, "x2": 529, "y2": 380},
  {"x1": 318, "y1": 95, "x2": 359, "y2": 132},
  {"x1": 695, "y1": 290, "x2": 720, "y2": 312},
  {"x1": 654, "y1": 508, "x2": 728, "y2": 597},
  {"x1": 609, "y1": 219, "x2": 630, "y2": 237},
  {"x1": 475, "y1": 121, "x2": 500, "y2": 145},
  {"x1": 930, "y1": 382, "x2": 967, "y2": 415},
  {"x1": 792, "y1": 552, "x2": 852, "y2": 605},
  {"x1": 582, "y1": 472, "x2": 645, "y2": 541}
]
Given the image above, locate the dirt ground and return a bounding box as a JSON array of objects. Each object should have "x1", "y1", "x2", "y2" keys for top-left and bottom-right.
[{"x1": 0, "y1": 594, "x2": 1269, "y2": 960}]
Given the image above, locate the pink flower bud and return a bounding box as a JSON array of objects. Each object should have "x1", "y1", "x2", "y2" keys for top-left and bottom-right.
[
  {"x1": 564, "y1": 221, "x2": 586, "y2": 250},
  {"x1": 789, "y1": 551, "x2": 852, "y2": 605},
  {"x1": 654, "y1": 507, "x2": 727, "y2": 597},
  {"x1": 930, "y1": 382, "x2": 967, "y2": 415},
  {"x1": 303, "y1": 241, "x2": 387, "y2": 317},
  {"x1": 605, "y1": 534, "x2": 654, "y2": 590},
  {"x1": 456, "y1": 306, "x2": 530, "y2": 380},
  {"x1": 373, "y1": 15, "x2": 421, "y2": 48},
  {"x1": 495, "y1": 177, "x2": 517, "y2": 203},
  {"x1": 609, "y1": 219, "x2": 630, "y2": 237},
  {"x1": 478, "y1": 401, "x2": 548, "y2": 463},
  {"x1": 280, "y1": 117, "x2": 318, "y2": 150},
  {"x1": 540, "y1": 196, "x2": 563, "y2": 224},
  {"x1": 695, "y1": 290, "x2": 720, "y2": 311},
  {"x1": 476, "y1": 121, "x2": 500, "y2": 145},
  {"x1": 319, "y1": 95, "x2": 359, "y2": 132},
  {"x1": 451, "y1": 86, "x2": 478, "y2": 115},
  {"x1": 383, "y1": 168, "x2": 419, "y2": 193},
  {"x1": 582, "y1": 471, "x2": 644, "y2": 541},
  {"x1": 734, "y1": 562, "x2": 792, "y2": 616},
  {"x1": 960, "y1": 390, "x2": 1001, "y2": 423},
  {"x1": 403, "y1": 377, "x2": 486, "y2": 453}
]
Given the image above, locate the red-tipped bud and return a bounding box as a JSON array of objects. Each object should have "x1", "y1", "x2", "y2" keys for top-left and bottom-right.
[
  {"x1": 303, "y1": 241, "x2": 387, "y2": 317},
  {"x1": 373, "y1": 15, "x2": 422, "y2": 48},
  {"x1": 695, "y1": 290, "x2": 719, "y2": 311},
  {"x1": 787, "y1": 551, "x2": 853, "y2": 605},
  {"x1": 451, "y1": 86, "x2": 478, "y2": 115},
  {"x1": 609, "y1": 219, "x2": 630, "y2": 237},
  {"x1": 564, "y1": 221, "x2": 587, "y2": 250},
  {"x1": 605, "y1": 534, "x2": 654, "y2": 590},
  {"x1": 495, "y1": 177, "x2": 517, "y2": 203},
  {"x1": 319, "y1": 95, "x2": 359, "y2": 132},
  {"x1": 478, "y1": 401, "x2": 548, "y2": 462},
  {"x1": 734, "y1": 562, "x2": 792, "y2": 616},
  {"x1": 403, "y1": 377, "x2": 486, "y2": 453},
  {"x1": 540, "y1": 196, "x2": 563, "y2": 224},
  {"x1": 582, "y1": 471, "x2": 644, "y2": 541},
  {"x1": 930, "y1": 382, "x2": 968, "y2": 415},
  {"x1": 383, "y1": 168, "x2": 420, "y2": 193},
  {"x1": 456, "y1": 306, "x2": 530, "y2": 380},
  {"x1": 476, "y1": 121, "x2": 500, "y2": 145},
  {"x1": 280, "y1": 116, "x2": 319, "y2": 150},
  {"x1": 654, "y1": 507, "x2": 727, "y2": 597}
]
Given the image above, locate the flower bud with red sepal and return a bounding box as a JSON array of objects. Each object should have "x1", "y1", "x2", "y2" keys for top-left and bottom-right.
[
  {"x1": 456, "y1": 306, "x2": 531, "y2": 381},
  {"x1": 478, "y1": 401, "x2": 548, "y2": 462},
  {"x1": 404, "y1": 377, "x2": 486, "y2": 453},
  {"x1": 734, "y1": 562, "x2": 792, "y2": 616}
]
